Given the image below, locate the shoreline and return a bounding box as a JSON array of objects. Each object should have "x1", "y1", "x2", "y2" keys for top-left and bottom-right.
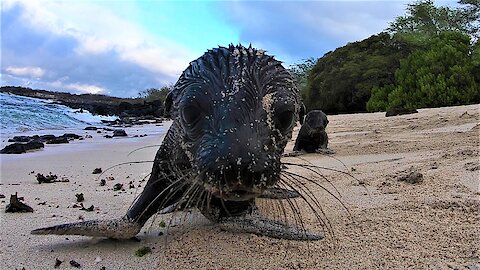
[
  {"x1": 0, "y1": 104, "x2": 479, "y2": 269},
  {"x1": 0, "y1": 121, "x2": 171, "y2": 152}
]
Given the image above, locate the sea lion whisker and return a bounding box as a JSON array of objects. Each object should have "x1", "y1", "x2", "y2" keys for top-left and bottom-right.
[
  {"x1": 279, "y1": 175, "x2": 331, "y2": 239},
  {"x1": 218, "y1": 174, "x2": 232, "y2": 217},
  {"x1": 127, "y1": 145, "x2": 163, "y2": 157},
  {"x1": 205, "y1": 191, "x2": 213, "y2": 220},
  {"x1": 156, "y1": 181, "x2": 192, "y2": 213},
  {"x1": 279, "y1": 174, "x2": 330, "y2": 228},
  {"x1": 280, "y1": 172, "x2": 326, "y2": 214},
  {"x1": 194, "y1": 189, "x2": 207, "y2": 215},
  {"x1": 282, "y1": 197, "x2": 306, "y2": 234},
  {"x1": 282, "y1": 173, "x2": 335, "y2": 238},
  {"x1": 281, "y1": 170, "x2": 351, "y2": 217},
  {"x1": 280, "y1": 193, "x2": 309, "y2": 237},
  {"x1": 280, "y1": 176, "x2": 326, "y2": 235},
  {"x1": 264, "y1": 190, "x2": 286, "y2": 224},
  {"x1": 282, "y1": 161, "x2": 349, "y2": 175},
  {"x1": 132, "y1": 177, "x2": 190, "y2": 223},
  {"x1": 264, "y1": 181, "x2": 297, "y2": 227},
  {"x1": 181, "y1": 182, "x2": 202, "y2": 212},
  {"x1": 177, "y1": 183, "x2": 201, "y2": 226},
  {"x1": 128, "y1": 172, "x2": 152, "y2": 209},
  {"x1": 282, "y1": 162, "x2": 342, "y2": 197},
  {"x1": 273, "y1": 195, "x2": 291, "y2": 229},
  {"x1": 156, "y1": 169, "x2": 207, "y2": 215},
  {"x1": 282, "y1": 161, "x2": 362, "y2": 184},
  {"x1": 95, "y1": 160, "x2": 167, "y2": 180},
  {"x1": 270, "y1": 179, "x2": 309, "y2": 237}
]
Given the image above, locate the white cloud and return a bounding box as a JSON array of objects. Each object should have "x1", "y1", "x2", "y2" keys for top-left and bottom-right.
[
  {"x1": 3, "y1": 0, "x2": 194, "y2": 77},
  {"x1": 5, "y1": 66, "x2": 45, "y2": 78},
  {"x1": 49, "y1": 81, "x2": 106, "y2": 94}
]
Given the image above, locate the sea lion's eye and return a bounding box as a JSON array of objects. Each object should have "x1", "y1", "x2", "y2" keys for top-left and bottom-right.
[
  {"x1": 275, "y1": 110, "x2": 295, "y2": 134},
  {"x1": 182, "y1": 105, "x2": 201, "y2": 125}
]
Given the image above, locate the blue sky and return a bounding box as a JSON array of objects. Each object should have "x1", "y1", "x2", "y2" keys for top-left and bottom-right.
[{"x1": 1, "y1": 0, "x2": 455, "y2": 98}]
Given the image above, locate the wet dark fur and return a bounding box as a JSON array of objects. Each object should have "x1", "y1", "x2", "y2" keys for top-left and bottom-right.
[
  {"x1": 293, "y1": 110, "x2": 329, "y2": 153},
  {"x1": 129, "y1": 45, "x2": 299, "y2": 223},
  {"x1": 32, "y1": 45, "x2": 331, "y2": 240}
]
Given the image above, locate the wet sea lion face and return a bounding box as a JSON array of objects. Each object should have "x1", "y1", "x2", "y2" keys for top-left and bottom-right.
[{"x1": 169, "y1": 45, "x2": 299, "y2": 201}]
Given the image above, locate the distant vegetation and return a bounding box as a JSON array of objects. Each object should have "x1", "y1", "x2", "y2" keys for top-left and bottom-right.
[
  {"x1": 294, "y1": 0, "x2": 479, "y2": 114},
  {"x1": 137, "y1": 85, "x2": 173, "y2": 103}
]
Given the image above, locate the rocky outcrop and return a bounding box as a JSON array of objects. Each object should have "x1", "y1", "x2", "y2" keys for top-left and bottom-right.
[
  {"x1": 113, "y1": 129, "x2": 128, "y2": 137},
  {"x1": 1, "y1": 133, "x2": 84, "y2": 154},
  {"x1": 0, "y1": 141, "x2": 44, "y2": 154}
]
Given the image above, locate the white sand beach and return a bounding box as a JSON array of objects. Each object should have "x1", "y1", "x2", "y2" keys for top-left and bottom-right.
[{"x1": 1, "y1": 104, "x2": 478, "y2": 269}]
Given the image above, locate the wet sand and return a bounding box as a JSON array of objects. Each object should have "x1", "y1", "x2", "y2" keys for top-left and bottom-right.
[{"x1": 1, "y1": 104, "x2": 479, "y2": 269}]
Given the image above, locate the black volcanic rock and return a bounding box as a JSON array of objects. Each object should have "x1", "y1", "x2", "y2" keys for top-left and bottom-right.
[
  {"x1": 5, "y1": 193, "x2": 34, "y2": 213},
  {"x1": 8, "y1": 136, "x2": 30, "y2": 143},
  {"x1": 84, "y1": 126, "x2": 98, "y2": 130},
  {"x1": 113, "y1": 129, "x2": 127, "y2": 137},
  {"x1": 40, "y1": 135, "x2": 56, "y2": 141},
  {"x1": 46, "y1": 137, "x2": 69, "y2": 144},
  {"x1": 61, "y1": 133, "x2": 81, "y2": 139},
  {"x1": 2, "y1": 132, "x2": 88, "y2": 154},
  {"x1": 0, "y1": 141, "x2": 44, "y2": 154},
  {"x1": 1, "y1": 143, "x2": 27, "y2": 154},
  {"x1": 26, "y1": 140, "x2": 45, "y2": 150}
]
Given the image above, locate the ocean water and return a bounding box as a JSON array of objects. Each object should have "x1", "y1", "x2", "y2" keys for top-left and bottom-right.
[{"x1": 0, "y1": 93, "x2": 117, "y2": 135}]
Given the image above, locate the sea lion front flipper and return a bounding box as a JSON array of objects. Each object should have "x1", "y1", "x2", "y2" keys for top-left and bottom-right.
[
  {"x1": 218, "y1": 215, "x2": 324, "y2": 241},
  {"x1": 31, "y1": 216, "x2": 142, "y2": 239},
  {"x1": 258, "y1": 187, "x2": 300, "y2": 199}
]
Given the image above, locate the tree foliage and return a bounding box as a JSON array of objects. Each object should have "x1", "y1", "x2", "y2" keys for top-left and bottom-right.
[
  {"x1": 303, "y1": 33, "x2": 411, "y2": 113},
  {"x1": 367, "y1": 0, "x2": 480, "y2": 111},
  {"x1": 387, "y1": 0, "x2": 477, "y2": 37},
  {"x1": 288, "y1": 58, "x2": 316, "y2": 100},
  {"x1": 367, "y1": 32, "x2": 479, "y2": 111},
  {"x1": 138, "y1": 85, "x2": 173, "y2": 103}
]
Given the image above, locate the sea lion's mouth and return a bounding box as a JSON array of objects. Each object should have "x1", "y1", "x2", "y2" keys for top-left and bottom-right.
[{"x1": 200, "y1": 165, "x2": 280, "y2": 201}]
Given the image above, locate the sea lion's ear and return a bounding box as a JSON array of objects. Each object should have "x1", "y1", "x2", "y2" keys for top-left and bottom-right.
[{"x1": 164, "y1": 91, "x2": 174, "y2": 118}]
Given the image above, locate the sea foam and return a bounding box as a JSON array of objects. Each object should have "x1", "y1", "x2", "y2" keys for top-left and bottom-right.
[{"x1": 0, "y1": 93, "x2": 117, "y2": 135}]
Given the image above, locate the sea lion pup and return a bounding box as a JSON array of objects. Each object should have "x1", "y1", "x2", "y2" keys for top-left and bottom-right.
[
  {"x1": 32, "y1": 45, "x2": 323, "y2": 241},
  {"x1": 293, "y1": 110, "x2": 334, "y2": 154}
]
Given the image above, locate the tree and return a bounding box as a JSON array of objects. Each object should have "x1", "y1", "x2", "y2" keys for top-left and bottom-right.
[
  {"x1": 288, "y1": 58, "x2": 316, "y2": 100},
  {"x1": 457, "y1": 0, "x2": 480, "y2": 40},
  {"x1": 303, "y1": 33, "x2": 411, "y2": 113},
  {"x1": 387, "y1": 0, "x2": 479, "y2": 40},
  {"x1": 138, "y1": 85, "x2": 173, "y2": 103},
  {"x1": 367, "y1": 31, "x2": 479, "y2": 111}
]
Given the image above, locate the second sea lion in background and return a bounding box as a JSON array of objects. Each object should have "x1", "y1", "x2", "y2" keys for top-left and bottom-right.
[{"x1": 293, "y1": 110, "x2": 334, "y2": 154}]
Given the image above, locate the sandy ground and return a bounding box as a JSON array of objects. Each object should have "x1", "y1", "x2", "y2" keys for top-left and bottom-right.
[{"x1": 0, "y1": 104, "x2": 479, "y2": 270}]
